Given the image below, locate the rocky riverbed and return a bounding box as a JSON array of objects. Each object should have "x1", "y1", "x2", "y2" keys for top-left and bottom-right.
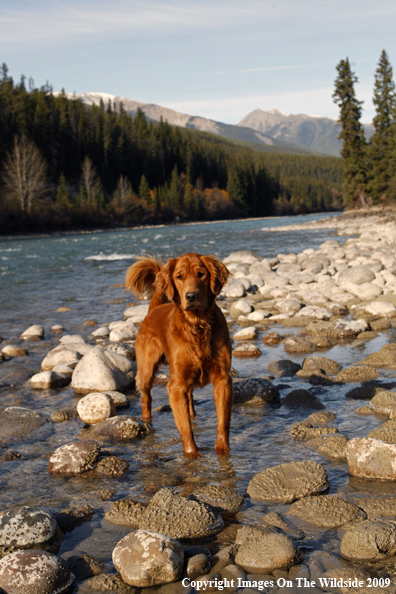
[{"x1": 1, "y1": 210, "x2": 396, "y2": 592}]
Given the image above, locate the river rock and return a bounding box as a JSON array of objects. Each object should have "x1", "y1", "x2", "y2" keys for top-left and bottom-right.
[
  {"x1": 307, "y1": 411, "x2": 336, "y2": 424},
  {"x1": 109, "y1": 321, "x2": 139, "y2": 342},
  {"x1": 30, "y1": 371, "x2": 71, "y2": 390},
  {"x1": 71, "y1": 347, "x2": 136, "y2": 394},
  {"x1": 234, "y1": 528, "x2": 302, "y2": 574},
  {"x1": 20, "y1": 324, "x2": 44, "y2": 340},
  {"x1": 66, "y1": 553, "x2": 104, "y2": 579},
  {"x1": 233, "y1": 378, "x2": 280, "y2": 405},
  {"x1": 105, "y1": 499, "x2": 146, "y2": 528},
  {"x1": 139, "y1": 488, "x2": 224, "y2": 541},
  {"x1": 288, "y1": 495, "x2": 365, "y2": 528},
  {"x1": 0, "y1": 549, "x2": 73, "y2": 594},
  {"x1": 247, "y1": 460, "x2": 329, "y2": 503},
  {"x1": 261, "y1": 511, "x2": 304, "y2": 540},
  {"x1": 365, "y1": 301, "x2": 396, "y2": 317},
  {"x1": 77, "y1": 393, "x2": 116, "y2": 424},
  {"x1": 290, "y1": 422, "x2": 338, "y2": 440},
  {"x1": 0, "y1": 507, "x2": 62, "y2": 553},
  {"x1": 189, "y1": 485, "x2": 244, "y2": 514},
  {"x1": 90, "y1": 416, "x2": 151, "y2": 441},
  {"x1": 302, "y1": 356, "x2": 341, "y2": 376},
  {"x1": 282, "y1": 389, "x2": 325, "y2": 410},
  {"x1": 295, "y1": 305, "x2": 333, "y2": 320},
  {"x1": 368, "y1": 418, "x2": 396, "y2": 443},
  {"x1": 335, "y1": 365, "x2": 380, "y2": 383},
  {"x1": 103, "y1": 391, "x2": 129, "y2": 408},
  {"x1": 370, "y1": 390, "x2": 396, "y2": 415},
  {"x1": 52, "y1": 363, "x2": 74, "y2": 376},
  {"x1": 232, "y1": 343, "x2": 261, "y2": 358},
  {"x1": 316, "y1": 434, "x2": 349, "y2": 460},
  {"x1": 113, "y1": 529, "x2": 184, "y2": 587},
  {"x1": 283, "y1": 336, "x2": 316, "y2": 353},
  {"x1": 332, "y1": 319, "x2": 368, "y2": 338},
  {"x1": 340, "y1": 519, "x2": 396, "y2": 562},
  {"x1": 338, "y1": 266, "x2": 376, "y2": 286},
  {"x1": 1, "y1": 345, "x2": 28, "y2": 357},
  {"x1": 267, "y1": 359, "x2": 301, "y2": 377},
  {"x1": 186, "y1": 553, "x2": 211, "y2": 579},
  {"x1": 233, "y1": 326, "x2": 258, "y2": 340},
  {"x1": 48, "y1": 440, "x2": 101, "y2": 476},
  {"x1": 96, "y1": 341, "x2": 136, "y2": 360},
  {"x1": 0, "y1": 407, "x2": 53, "y2": 444},
  {"x1": 348, "y1": 496, "x2": 396, "y2": 519},
  {"x1": 41, "y1": 345, "x2": 81, "y2": 371},
  {"x1": 223, "y1": 281, "x2": 246, "y2": 298},
  {"x1": 124, "y1": 303, "x2": 150, "y2": 320},
  {"x1": 358, "y1": 350, "x2": 396, "y2": 368},
  {"x1": 96, "y1": 456, "x2": 129, "y2": 478},
  {"x1": 91, "y1": 326, "x2": 110, "y2": 338},
  {"x1": 346, "y1": 437, "x2": 396, "y2": 480}
]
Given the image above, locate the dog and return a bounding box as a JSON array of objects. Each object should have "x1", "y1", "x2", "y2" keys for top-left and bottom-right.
[{"x1": 125, "y1": 252, "x2": 233, "y2": 457}]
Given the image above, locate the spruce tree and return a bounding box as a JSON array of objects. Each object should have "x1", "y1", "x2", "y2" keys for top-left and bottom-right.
[
  {"x1": 333, "y1": 58, "x2": 368, "y2": 208},
  {"x1": 367, "y1": 50, "x2": 396, "y2": 203}
]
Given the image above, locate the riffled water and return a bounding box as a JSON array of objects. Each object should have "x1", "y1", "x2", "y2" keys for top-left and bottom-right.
[{"x1": 0, "y1": 212, "x2": 395, "y2": 588}]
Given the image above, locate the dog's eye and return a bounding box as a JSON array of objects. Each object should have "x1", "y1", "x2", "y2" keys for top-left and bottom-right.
[
  {"x1": 197, "y1": 271, "x2": 205, "y2": 278},
  {"x1": 177, "y1": 274, "x2": 183, "y2": 280}
]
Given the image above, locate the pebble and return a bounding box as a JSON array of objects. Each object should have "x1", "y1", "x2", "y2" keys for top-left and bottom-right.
[
  {"x1": 77, "y1": 392, "x2": 116, "y2": 424},
  {"x1": 48, "y1": 440, "x2": 101, "y2": 476},
  {"x1": 19, "y1": 324, "x2": 44, "y2": 340},
  {"x1": 1, "y1": 344, "x2": 29, "y2": 357},
  {"x1": 186, "y1": 553, "x2": 211, "y2": 579},
  {"x1": 247, "y1": 460, "x2": 329, "y2": 503},
  {"x1": 112, "y1": 529, "x2": 184, "y2": 587},
  {"x1": 0, "y1": 550, "x2": 73, "y2": 594},
  {"x1": 233, "y1": 326, "x2": 258, "y2": 340}
]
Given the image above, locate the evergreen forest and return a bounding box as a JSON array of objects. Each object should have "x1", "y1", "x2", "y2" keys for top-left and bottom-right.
[{"x1": 0, "y1": 63, "x2": 344, "y2": 234}]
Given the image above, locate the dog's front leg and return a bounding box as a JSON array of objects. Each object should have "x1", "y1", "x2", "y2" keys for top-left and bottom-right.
[
  {"x1": 167, "y1": 378, "x2": 200, "y2": 457},
  {"x1": 212, "y1": 372, "x2": 233, "y2": 455}
]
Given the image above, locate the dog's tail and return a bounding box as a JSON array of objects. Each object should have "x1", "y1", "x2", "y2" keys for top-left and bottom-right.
[{"x1": 125, "y1": 255, "x2": 164, "y2": 303}]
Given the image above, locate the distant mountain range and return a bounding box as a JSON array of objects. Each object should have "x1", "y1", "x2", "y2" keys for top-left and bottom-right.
[{"x1": 59, "y1": 92, "x2": 374, "y2": 157}]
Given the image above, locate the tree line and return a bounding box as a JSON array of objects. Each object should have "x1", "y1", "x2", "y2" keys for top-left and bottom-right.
[
  {"x1": 333, "y1": 50, "x2": 396, "y2": 208},
  {"x1": 0, "y1": 63, "x2": 342, "y2": 234}
]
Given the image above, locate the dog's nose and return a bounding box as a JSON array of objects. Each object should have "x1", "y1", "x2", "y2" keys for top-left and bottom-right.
[{"x1": 185, "y1": 291, "x2": 199, "y2": 303}]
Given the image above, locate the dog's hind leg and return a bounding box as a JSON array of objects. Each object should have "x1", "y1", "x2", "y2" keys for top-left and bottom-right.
[
  {"x1": 187, "y1": 388, "x2": 196, "y2": 420},
  {"x1": 135, "y1": 336, "x2": 163, "y2": 424}
]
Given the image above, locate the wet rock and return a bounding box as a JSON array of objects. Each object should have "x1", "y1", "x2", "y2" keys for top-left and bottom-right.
[
  {"x1": 186, "y1": 553, "x2": 211, "y2": 579},
  {"x1": 0, "y1": 549, "x2": 73, "y2": 594},
  {"x1": 234, "y1": 528, "x2": 302, "y2": 574},
  {"x1": 139, "y1": 488, "x2": 224, "y2": 541},
  {"x1": 348, "y1": 496, "x2": 396, "y2": 519},
  {"x1": 20, "y1": 324, "x2": 44, "y2": 340},
  {"x1": 370, "y1": 390, "x2": 396, "y2": 415},
  {"x1": 335, "y1": 365, "x2": 380, "y2": 383},
  {"x1": 96, "y1": 456, "x2": 129, "y2": 477},
  {"x1": 283, "y1": 336, "x2": 316, "y2": 353},
  {"x1": 52, "y1": 363, "x2": 74, "y2": 376},
  {"x1": 102, "y1": 391, "x2": 129, "y2": 408},
  {"x1": 368, "y1": 418, "x2": 396, "y2": 443},
  {"x1": 90, "y1": 416, "x2": 151, "y2": 441},
  {"x1": 358, "y1": 350, "x2": 396, "y2": 369},
  {"x1": 112, "y1": 529, "x2": 184, "y2": 587},
  {"x1": 345, "y1": 384, "x2": 387, "y2": 400},
  {"x1": 77, "y1": 393, "x2": 116, "y2": 425},
  {"x1": 0, "y1": 407, "x2": 53, "y2": 444},
  {"x1": 99, "y1": 489, "x2": 115, "y2": 501},
  {"x1": 340, "y1": 519, "x2": 396, "y2": 561},
  {"x1": 51, "y1": 325, "x2": 64, "y2": 332},
  {"x1": 50, "y1": 407, "x2": 78, "y2": 423},
  {"x1": 262, "y1": 332, "x2": 283, "y2": 345},
  {"x1": 233, "y1": 378, "x2": 280, "y2": 405},
  {"x1": 247, "y1": 460, "x2": 329, "y2": 503},
  {"x1": 290, "y1": 421, "x2": 338, "y2": 440},
  {"x1": 233, "y1": 326, "x2": 258, "y2": 340},
  {"x1": 1, "y1": 345, "x2": 28, "y2": 357},
  {"x1": 48, "y1": 440, "x2": 100, "y2": 476},
  {"x1": 316, "y1": 434, "x2": 349, "y2": 460},
  {"x1": 66, "y1": 554, "x2": 104, "y2": 580},
  {"x1": 41, "y1": 345, "x2": 81, "y2": 371},
  {"x1": 96, "y1": 341, "x2": 136, "y2": 361},
  {"x1": 266, "y1": 359, "x2": 301, "y2": 377},
  {"x1": 261, "y1": 511, "x2": 304, "y2": 540},
  {"x1": 232, "y1": 343, "x2": 261, "y2": 358},
  {"x1": 346, "y1": 437, "x2": 396, "y2": 480},
  {"x1": 307, "y1": 411, "x2": 336, "y2": 424},
  {"x1": 91, "y1": 326, "x2": 110, "y2": 338},
  {"x1": 288, "y1": 495, "x2": 366, "y2": 528},
  {"x1": 229, "y1": 298, "x2": 254, "y2": 320},
  {"x1": 105, "y1": 499, "x2": 146, "y2": 528},
  {"x1": 302, "y1": 356, "x2": 341, "y2": 376},
  {"x1": 0, "y1": 450, "x2": 21, "y2": 462},
  {"x1": 282, "y1": 389, "x2": 325, "y2": 410},
  {"x1": 295, "y1": 305, "x2": 333, "y2": 320},
  {"x1": 0, "y1": 507, "x2": 62, "y2": 553},
  {"x1": 189, "y1": 485, "x2": 244, "y2": 514},
  {"x1": 124, "y1": 303, "x2": 150, "y2": 320},
  {"x1": 30, "y1": 371, "x2": 71, "y2": 389},
  {"x1": 83, "y1": 573, "x2": 137, "y2": 592},
  {"x1": 53, "y1": 505, "x2": 94, "y2": 533},
  {"x1": 354, "y1": 405, "x2": 374, "y2": 415},
  {"x1": 71, "y1": 347, "x2": 136, "y2": 394}
]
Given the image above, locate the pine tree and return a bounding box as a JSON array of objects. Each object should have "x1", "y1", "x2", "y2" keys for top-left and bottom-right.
[
  {"x1": 139, "y1": 174, "x2": 151, "y2": 203},
  {"x1": 333, "y1": 58, "x2": 368, "y2": 208},
  {"x1": 368, "y1": 51, "x2": 396, "y2": 203}
]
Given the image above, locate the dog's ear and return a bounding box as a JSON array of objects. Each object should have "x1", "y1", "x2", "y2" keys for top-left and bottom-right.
[
  {"x1": 201, "y1": 255, "x2": 231, "y2": 296},
  {"x1": 155, "y1": 258, "x2": 178, "y2": 302}
]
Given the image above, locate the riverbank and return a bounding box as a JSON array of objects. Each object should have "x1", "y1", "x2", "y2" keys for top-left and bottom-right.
[{"x1": 1, "y1": 210, "x2": 396, "y2": 592}]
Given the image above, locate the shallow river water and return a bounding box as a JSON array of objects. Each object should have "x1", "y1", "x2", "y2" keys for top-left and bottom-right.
[{"x1": 1, "y1": 212, "x2": 396, "y2": 591}]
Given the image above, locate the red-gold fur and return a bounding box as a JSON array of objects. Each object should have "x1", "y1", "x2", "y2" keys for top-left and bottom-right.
[{"x1": 125, "y1": 252, "x2": 233, "y2": 456}]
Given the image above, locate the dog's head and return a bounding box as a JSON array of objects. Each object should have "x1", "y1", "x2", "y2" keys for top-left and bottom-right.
[{"x1": 155, "y1": 253, "x2": 230, "y2": 310}]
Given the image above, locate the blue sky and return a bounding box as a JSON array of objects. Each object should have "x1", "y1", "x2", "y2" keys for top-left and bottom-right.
[{"x1": 1, "y1": 0, "x2": 395, "y2": 124}]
